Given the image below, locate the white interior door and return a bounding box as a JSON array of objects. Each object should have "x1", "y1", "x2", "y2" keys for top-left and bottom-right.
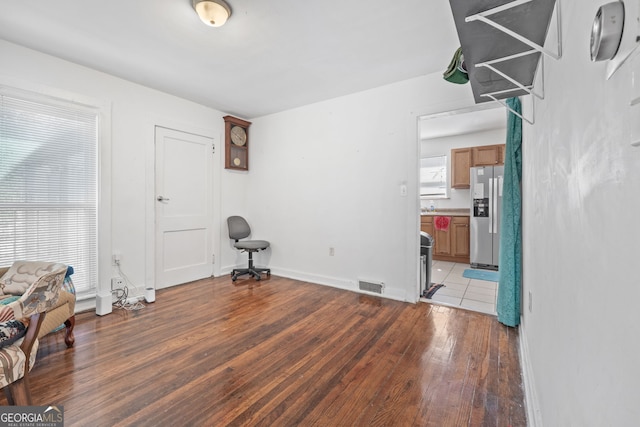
[{"x1": 155, "y1": 127, "x2": 213, "y2": 289}]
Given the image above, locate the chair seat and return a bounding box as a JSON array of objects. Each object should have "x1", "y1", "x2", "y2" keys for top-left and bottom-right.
[
  {"x1": 0, "y1": 337, "x2": 38, "y2": 388},
  {"x1": 234, "y1": 240, "x2": 270, "y2": 251}
]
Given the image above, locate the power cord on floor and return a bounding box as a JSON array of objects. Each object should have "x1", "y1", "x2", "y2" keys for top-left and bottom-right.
[{"x1": 112, "y1": 262, "x2": 145, "y2": 311}]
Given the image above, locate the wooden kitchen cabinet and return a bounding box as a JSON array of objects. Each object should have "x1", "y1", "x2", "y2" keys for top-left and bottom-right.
[
  {"x1": 434, "y1": 227, "x2": 451, "y2": 256},
  {"x1": 472, "y1": 144, "x2": 504, "y2": 166},
  {"x1": 420, "y1": 216, "x2": 434, "y2": 237},
  {"x1": 450, "y1": 216, "x2": 470, "y2": 258},
  {"x1": 420, "y1": 215, "x2": 469, "y2": 263},
  {"x1": 451, "y1": 144, "x2": 506, "y2": 190},
  {"x1": 451, "y1": 148, "x2": 472, "y2": 189}
]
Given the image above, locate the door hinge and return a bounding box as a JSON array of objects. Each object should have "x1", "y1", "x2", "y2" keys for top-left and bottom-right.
[
  {"x1": 212, "y1": 254, "x2": 215, "y2": 264},
  {"x1": 212, "y1": 144, "x2": 215, "y2": 154}
]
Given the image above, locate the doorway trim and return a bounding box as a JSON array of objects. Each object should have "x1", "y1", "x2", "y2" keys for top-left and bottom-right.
[{"x1": 409, "y1": 100, "x2": 505, "y2": 302}]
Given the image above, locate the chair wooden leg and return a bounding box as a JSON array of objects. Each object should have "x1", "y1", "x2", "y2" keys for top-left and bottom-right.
[
  {"x1": 4, "y1": 386, "x2": 15, "y2": 405},
  {"x1": 7, "y1": 377, "x2": 31, "y2": 406},
  {"x1": 64, "y1": 316, "x2": 75, "y2": 348}
]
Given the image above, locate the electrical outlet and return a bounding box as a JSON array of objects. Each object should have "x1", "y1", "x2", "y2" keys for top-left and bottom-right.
[
  {"x1": 111, "y1": 277, "x2": 124, "y2": 290},
  {"x1": 528, "y1": 291, "x2": 533, "y2": 313},
  {"x1": 329, "y1": 247, "x2": 335, "y2": 256}
]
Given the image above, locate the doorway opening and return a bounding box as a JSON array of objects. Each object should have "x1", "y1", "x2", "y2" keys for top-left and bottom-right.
[{"x1": 418, "y1": 104, "x2": 506, "y2": 315}]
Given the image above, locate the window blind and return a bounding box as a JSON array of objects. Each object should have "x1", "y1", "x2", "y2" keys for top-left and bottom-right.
[
  {"x1": 0, "y1": 92, "x2": 98, "y2": 295},
  {"x1": 420, "y1": 155, "x2": 447, "y2": 198}
]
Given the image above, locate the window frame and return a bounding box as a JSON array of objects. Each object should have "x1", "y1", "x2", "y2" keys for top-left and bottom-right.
[
  {"x1": 419, "y1": 154, "x2": 448, "y2": 199},
  {"x1": 0, "y1": 82, "x2": 111, "y2": 303}
]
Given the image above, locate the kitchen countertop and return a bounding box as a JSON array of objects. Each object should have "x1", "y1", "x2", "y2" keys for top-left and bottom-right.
[{"x1": 421, "y1": 209, "x2": 470, "y2": 217}]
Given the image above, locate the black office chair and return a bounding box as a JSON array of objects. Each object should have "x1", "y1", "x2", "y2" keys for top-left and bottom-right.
[{"x1": 227, "y1": 216, "x2": 271, "y2": 281}]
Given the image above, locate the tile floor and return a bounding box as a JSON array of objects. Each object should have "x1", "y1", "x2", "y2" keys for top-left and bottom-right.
[{"x1": 420, "y1": 261, "x2": 498, "y2": 316}]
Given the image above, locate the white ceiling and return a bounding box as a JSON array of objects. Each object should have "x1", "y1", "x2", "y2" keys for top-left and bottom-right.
[{"x1": 0, "y1": 0, "x2": 462, "y2": 119}]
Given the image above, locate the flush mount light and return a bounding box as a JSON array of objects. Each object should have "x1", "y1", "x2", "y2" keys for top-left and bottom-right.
[
  {"x1": 590, "y1": 1, "x2": 625, "y2": 61},
  {"x1": 193, "y1": 0, "x2": 231, "y2": 27}
]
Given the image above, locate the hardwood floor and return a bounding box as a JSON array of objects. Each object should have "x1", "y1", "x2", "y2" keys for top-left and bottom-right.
[{"x1": 6, "y1": 276, "x2": 526, "y2": 426}]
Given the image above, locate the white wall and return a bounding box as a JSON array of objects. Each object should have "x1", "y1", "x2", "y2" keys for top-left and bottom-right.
[
  {"x1": 0, "y1": 39, "x2": 482, "y2": 307},
  {"x1": 0, "y1": 39, "x2": 483, "y2": 307},
  {"x1": 245, "y1": 75, "x2": 476, "y2": 301},
  {"x1": 7, "y1": 9, "x2": 636, "y2": 423},
  {"x1": 521, "y1": 2, "x2": 640, "y2": 425},
  {"x1": 0, "y1": 40, "x2": 248, "y2": 308},
  {"x1": 420, "y1": 127, "x2": 507, "y2": 210}
]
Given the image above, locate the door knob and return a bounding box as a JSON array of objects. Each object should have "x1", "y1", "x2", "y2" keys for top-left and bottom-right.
[{"x1": 157, "y1": 196, "x2": 170, "y2": 202}]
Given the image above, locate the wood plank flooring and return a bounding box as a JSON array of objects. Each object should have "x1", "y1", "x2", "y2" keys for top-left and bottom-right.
[{"x1": 4, "y1": 275, "x2": 526, "y2": 426}]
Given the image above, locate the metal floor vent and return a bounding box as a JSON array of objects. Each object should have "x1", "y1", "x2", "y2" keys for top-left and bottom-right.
[{"x1": 358, "y1": 280, "x2": 384, "y2": 294}]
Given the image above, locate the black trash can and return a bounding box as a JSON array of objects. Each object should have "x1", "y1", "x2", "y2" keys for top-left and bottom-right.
[{"x1": 420, "y1": 232, "x2": 433, "y2": 296}]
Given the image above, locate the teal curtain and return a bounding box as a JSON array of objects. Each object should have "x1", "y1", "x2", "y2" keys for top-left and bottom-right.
[{"x1": 497, "y1": 97, "x2": 523, "y2": 327}]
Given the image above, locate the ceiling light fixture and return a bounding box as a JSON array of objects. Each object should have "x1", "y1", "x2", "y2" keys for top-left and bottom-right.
[{"x1": 192, "y1": 0, "x2": 231, "y2": 27}]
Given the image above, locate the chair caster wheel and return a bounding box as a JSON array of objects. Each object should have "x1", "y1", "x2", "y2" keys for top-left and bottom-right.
[{"x1": 231, "y1": 275, "x2": 237, "y2": 282}]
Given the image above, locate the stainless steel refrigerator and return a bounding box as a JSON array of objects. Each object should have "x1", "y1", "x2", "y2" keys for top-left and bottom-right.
[{"x1": 470, "y1": 165, "x2": 504, "y2": 270}]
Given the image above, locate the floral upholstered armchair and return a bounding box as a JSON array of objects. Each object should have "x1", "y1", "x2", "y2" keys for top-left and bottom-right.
[
  {"x1": 0, "y1": 261, "x2": 76, "y2": 347},
  {"x1": 0, "y1": 263, "x2": 66, "y2": 405}
]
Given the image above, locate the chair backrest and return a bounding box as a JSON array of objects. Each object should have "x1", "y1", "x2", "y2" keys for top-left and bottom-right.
[
  {"x1": 227, "y1": 216, "x2": 251, "y2": 241},
  {"x1": 0, "y1": 265, "x2": 66, "y2": 323}
]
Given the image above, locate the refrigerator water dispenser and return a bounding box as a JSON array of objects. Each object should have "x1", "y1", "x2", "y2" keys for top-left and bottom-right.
[{"x1": 473, "y1": 198, "x2": 489, "y2": 217}]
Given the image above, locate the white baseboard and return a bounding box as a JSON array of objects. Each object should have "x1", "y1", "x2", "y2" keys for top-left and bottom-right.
[
  {"x1": 519, "y1": 318, "x2": 543, "y2": 427},
  {"x1": 75, "y1": 297, "x2": 96, "y2": 313},
  {"x1": 222, "y1": 265, "x2": 408, "y2": 302}
]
